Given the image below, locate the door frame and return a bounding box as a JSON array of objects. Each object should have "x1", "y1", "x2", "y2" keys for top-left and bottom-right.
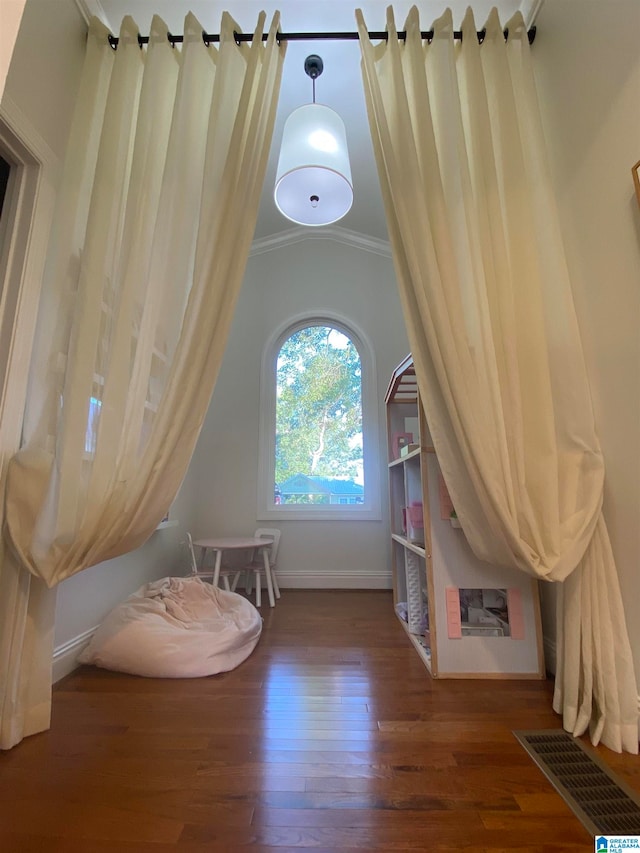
[{"x1": 0, "y1": 97, "x2": 58, "y2": 506}]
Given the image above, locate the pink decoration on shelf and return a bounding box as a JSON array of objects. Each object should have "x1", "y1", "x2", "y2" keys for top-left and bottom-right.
[
  {"x1": 446, "y1": 587, "x2": 462, "y2": 639},
  {"x1": 407, "y1": 503, "x2": 423, "y2": 528}
]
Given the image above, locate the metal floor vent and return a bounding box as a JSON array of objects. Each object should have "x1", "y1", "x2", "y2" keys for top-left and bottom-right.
[{"x1": 514, "y1": 730, "x2": 640, "y2": 836}]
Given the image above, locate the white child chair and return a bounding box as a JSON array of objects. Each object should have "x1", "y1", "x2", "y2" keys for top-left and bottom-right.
[{"x1": 241, "y1": 528, "x2": 281, "y2": 608}]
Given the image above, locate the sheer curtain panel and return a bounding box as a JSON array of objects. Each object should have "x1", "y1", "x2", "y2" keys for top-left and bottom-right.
[
  {"x1": 0, "y1": 12, "x2": 284, "y2": 749},
  {"x1": 357, "y1": 6, "x2": 637, "y2": 752}
]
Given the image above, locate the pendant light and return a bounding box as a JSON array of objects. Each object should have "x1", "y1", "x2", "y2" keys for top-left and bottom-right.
[{"x1": 274, "y1": 55, "x2": 353, "y2": 227}]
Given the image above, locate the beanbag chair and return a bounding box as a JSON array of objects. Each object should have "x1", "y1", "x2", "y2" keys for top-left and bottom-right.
[{"x1": 78, "y1": 576, "x2": 262, "y2": 677}]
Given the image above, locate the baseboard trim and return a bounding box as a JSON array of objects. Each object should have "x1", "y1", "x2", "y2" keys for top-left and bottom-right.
[
  {"x1": 276, "y1": 572, "x2": 392, "y2": 590},
  {"x1": 52, "y1": 625, "x2": 98, "y2": 684}
]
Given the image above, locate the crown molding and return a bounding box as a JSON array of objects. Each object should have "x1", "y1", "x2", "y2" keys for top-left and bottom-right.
[
  {"x1": 74, "y1": 0, "x2": 109, "y2": 27},
  {"x1": 250, "y1": 224, "x2": 392, "y2": 258}
]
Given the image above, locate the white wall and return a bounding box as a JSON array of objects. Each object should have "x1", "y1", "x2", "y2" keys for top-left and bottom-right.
[
  {"x1": 189, "y1": 235, "x2": 409, "y2": 587},
  {"x1": 2, "y1": 0, "x2": 86, "y2": 157},
  {"x1": 532, "y1": 0, "x2": 640, "y2": 680},
  {"x1": 0, "y1": 0, "x2": 26, "y2": 101}
]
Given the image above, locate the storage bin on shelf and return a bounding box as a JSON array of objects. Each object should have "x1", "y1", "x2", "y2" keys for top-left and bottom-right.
[{"x1": 405, "y1": 550, "x2": 425, "y2": 635}]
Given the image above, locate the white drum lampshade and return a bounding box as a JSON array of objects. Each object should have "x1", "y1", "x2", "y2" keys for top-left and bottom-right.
[{"x1": 274, "y1": 103, "x2": 353, "y2": 227}]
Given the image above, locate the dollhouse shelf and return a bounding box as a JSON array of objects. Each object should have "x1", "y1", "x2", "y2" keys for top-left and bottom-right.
[{"x1": 385, "y1": 355, "x2": 544, "y2": 679}]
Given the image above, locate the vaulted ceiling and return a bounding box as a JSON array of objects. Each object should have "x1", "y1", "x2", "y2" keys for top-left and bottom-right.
[{"x1": 94, "y1": 0, "x2": 542, "y2": 241}]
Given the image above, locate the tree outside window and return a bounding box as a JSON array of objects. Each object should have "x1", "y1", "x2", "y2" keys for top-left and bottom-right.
[{"x1": 275, "y1": 325, "x2": 364, "y2": 506}]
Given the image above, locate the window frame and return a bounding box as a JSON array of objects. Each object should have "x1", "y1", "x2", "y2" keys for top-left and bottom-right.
[{"x1": 257, "y1": 312, "x2": 381, "y2": 521}]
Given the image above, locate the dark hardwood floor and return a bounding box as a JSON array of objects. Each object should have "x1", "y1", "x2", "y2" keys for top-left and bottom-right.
[{"x1": 1, "y1": 589, "x2": 638, "y2": 851}]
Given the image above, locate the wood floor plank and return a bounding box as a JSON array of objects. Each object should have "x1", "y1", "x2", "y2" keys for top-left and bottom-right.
[
  {"x1": 252, "y1": 792, "x2": 521, "y2": 813},
  {"x1": 195, "y1": 760, "x2": 401, "y2": 779},
  {"x1": 303, "y1": 772, "x2": 468, "y2": 796},
  {"x1": 0, "y1": 797, "x2": 184, "y2": 844},
  {"x1": 2, "y1": 589, "x2": 637, "y2": 852}
]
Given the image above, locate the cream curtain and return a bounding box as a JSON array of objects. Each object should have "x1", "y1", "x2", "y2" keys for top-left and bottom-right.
[
  {"x1": 0, "y1": 12, "x2": 284, "y2": 749},
  {"x1": 358, "y1": 6, "x2": 638, "y2": 752}
]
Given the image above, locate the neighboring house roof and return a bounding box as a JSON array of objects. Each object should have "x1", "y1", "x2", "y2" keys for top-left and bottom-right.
[{"x1": 279, "y1": 474, "x2": 364, "y2": 497}]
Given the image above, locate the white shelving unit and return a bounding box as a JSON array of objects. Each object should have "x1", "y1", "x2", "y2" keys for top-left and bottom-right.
[{"x1": 386, "y1": 355, "x2": 544, "y2": 679}]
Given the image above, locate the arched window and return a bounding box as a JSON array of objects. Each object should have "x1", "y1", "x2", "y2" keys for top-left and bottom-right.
[{"x1": 258, "y1": 315, "x2": 380, "y2": 520}]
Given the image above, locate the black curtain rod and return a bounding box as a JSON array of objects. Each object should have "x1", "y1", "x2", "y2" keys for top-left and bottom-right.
[{"x1": 107, "y1": 26, "x2": 536, "y2": 50}]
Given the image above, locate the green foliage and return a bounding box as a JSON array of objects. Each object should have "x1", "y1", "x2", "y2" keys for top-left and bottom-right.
[
  {"x1": 275, "y1": 325, "x2": 363, "y2": 490},
  {"x1": 284, "y1": 492, "x2": 330, "y2": 505}
]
